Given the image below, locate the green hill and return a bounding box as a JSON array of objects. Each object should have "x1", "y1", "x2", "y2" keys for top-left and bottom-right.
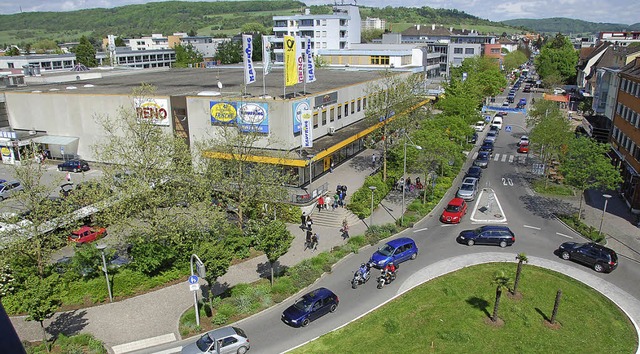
[{"x1": 502, "y1": 17, "x2": 640, "y2": 35}]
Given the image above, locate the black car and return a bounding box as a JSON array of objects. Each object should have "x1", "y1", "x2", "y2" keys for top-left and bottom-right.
[
  {"x1": 465, "y1": 166, "x2": 482, "y2": 180},
  {"x1": 558, "y1": 242, "x2": 618, "y2": 273},
  {"x1": 57, "y1": 159, "x2": 90, "y2": 173},
  {"x1": 473, "y1": 151, "x2": 491, "y2": 168},
  {"x1": 457, "y1": 225, "x2": 515, "y2": 247},
  {"x1": 479, "y1": 141, "x2": 494, "y2": 154}
]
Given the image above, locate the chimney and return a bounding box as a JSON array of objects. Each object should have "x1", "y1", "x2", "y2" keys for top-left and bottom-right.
[{"x1": 432, "y1": 24, "x2": 435, "y2": 30}]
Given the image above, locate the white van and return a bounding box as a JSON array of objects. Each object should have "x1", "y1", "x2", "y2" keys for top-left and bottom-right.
[{"x1": 491, "y1": 116, "x2": 503, "y2": 130}]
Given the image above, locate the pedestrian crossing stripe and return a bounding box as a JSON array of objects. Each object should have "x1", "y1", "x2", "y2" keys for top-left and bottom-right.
[
  {"x1": 501, "y1": 154, "x2": 507, "y2": 162},
  {"x1": 508, "y1": 155, "x2": 514, "y2": 163},
  {"x1": 471, "y1": 152, "x2": 526, "y2": 164}
]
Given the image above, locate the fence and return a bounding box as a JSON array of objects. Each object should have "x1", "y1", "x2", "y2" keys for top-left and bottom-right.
[{"x1": 289, "y1": 182, "x2": 329, "y2": 205}]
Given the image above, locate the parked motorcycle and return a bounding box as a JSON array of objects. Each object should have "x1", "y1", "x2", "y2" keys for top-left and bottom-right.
[
  {"x1": 377, "y1": 269, "x2": 396, "y2": 289},
  {"x1": 351, "y1": 263, "x2": 371, "y2": 289}
]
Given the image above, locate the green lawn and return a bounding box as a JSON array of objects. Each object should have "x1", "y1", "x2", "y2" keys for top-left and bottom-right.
[{"x1": 291, "y1": 263, "x2": 638, "y2": 353}]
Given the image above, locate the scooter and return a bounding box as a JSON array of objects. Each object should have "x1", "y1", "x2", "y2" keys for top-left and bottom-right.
[
  {"x1": 377, "y1": 269, "x2": 396, "y2": 289},
  {"x1": 351, "y1": 264, "x2": 371, "y2": 289}
]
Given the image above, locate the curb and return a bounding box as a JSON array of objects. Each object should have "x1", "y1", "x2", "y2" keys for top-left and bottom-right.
[{"x1": 551, "y1": 213, "x2": 608, "y2": 245}]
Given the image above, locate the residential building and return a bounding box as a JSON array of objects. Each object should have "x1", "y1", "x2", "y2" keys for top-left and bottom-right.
[
  {"x1": 95, "y1": 48, "x2": 175, "y2": 68},
  {"x1": 599, "y1": 31, "x2": 640, "y2": 46},
  {"x1": 126, "y1": 34, "x2": 171, "y2": 51},
  {"x1": 448, "y1": 43, "x2": 481, "y2": 68},
  {"x1": 609, "y1": 58, "x2": 640, "y2": 211},
  {"x1": 576, "y1": 42, "x2": 611, "y2": 92},
  {"x1": 0, "y1": 54, "x2": 76, "y2": 72},
  {"x1": 362, "y1": 17, "x2": 385, "y2": 31},
  {"x1": 499, "y1": 39, "x2": 518, "y2": 53}
]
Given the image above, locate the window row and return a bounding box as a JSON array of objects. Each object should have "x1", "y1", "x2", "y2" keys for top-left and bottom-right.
[
  {"x1": 616, "y1": 102, "x2": 640, "y2": 127},
  {"x1": 621, "y1": 77, "x2": 640, "y2": 97},
  {"x1": 312, "y1": 96, "x2": 367, "y2": 128},
  {"x1": 612, "y1": 126, "x2": 637, "y2": 160}
]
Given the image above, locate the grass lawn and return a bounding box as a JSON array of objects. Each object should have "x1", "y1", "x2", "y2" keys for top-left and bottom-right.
[
  {"x1": 532, "y1": 179, "x2": 575, "y2": 196},
  {"x1": 291, "y1": 263, "x2": 638, "y2": 353}
]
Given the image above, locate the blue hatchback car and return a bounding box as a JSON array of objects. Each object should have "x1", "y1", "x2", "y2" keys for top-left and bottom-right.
[
  {"x1": 369, "y1": 237, "x2": 418, "y2": 268},
  {"x1": 281, "y1": 287, "x2": 339, "y2": 327}
]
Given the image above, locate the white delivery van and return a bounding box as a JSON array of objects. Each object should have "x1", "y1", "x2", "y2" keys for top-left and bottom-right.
[{"x1": 491, "y1": 116, "x2": 503, "y2": 130}]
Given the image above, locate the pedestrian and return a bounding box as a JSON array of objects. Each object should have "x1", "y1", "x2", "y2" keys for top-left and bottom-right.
[
  {"x1": 301, "y1": 212, "x2": 307, "y2": 227},
  {"x1": 317, "y1": 196, "x2": 324, "y2": 212},
  {"x1": 406, "y1": 177, "x2": 412, "y2": 191},
  {"x1": 338, "y1": 190, "x2": 345, "y2": 207},
  {"x1": 305, "y1": 230, "x2": 313, "y2": 250},
  {"x1": 341, "y1": 218, "x2": 349, "y2": 239},
  {"x1": 66, "y1": 171, "x2": 72, "y2": 183},
  {"x1": 324, "y1": 195, "x2": 331, "y2": 210},
  {"x1": 333, "y1": 192, "x2": 339, "y2": 210},
  {"x1": 341, "y1": 185, "x2": 348, "y2": 196},
  {"x1": 311, "y1": 233, "x2": 319, "y2": 251},
  {"x1": 372, "y1": 153, "x2": 377, "y2": 167},
  {"x1": 306, "y1": 216, "x2": 313, "y2": 231}
]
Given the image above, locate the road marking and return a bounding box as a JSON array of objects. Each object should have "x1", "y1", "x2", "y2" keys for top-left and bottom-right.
[
  {"x1": 501, "y1": 154, "x2": 507, "y2": 162},
  {"x1": 440, "y1": 224, "x2": 455, "y2": 227},
  {"x1": 508, "y1": 155, "x2": 514, "y2": 163},
  {"x1": 493, "y1": 154, "x2": 500, "y2": 161},
  {"x1": 413, "y1": 227, "x2": 428, "y2": 233},
  {"x1": 502, "y1": 178, "x2": 506, "y2": 186},
  {"x1": 523, "y1": 225, "x2": 541, "y2": 230},
  {"x1": 472, "y1": 152, "x2": 478, "y2": 159},
  {"x1": 556, "y1": 232, "x2": 573, "y2": 239},
  {"x1": 507, "y1": 178, "x2": 513, "y2": 186},
  {"x1": 112, "y1": 333, "x2": 176, "y2": 354}
]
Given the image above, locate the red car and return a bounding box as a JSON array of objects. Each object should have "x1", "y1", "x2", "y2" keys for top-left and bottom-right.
[
  {"x1": 517, "y1": 142, "x2": 530, "y2": 153},
  {"x1": 69, "y1": 226, "x2": 107, "y2": 244},
  {"x1": 440, "y1": 198, "x2": 468, "y2": 224}
]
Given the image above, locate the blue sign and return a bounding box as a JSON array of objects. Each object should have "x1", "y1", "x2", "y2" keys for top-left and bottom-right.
[
  {"x1": 484, "y1": 115, "x2": 491, "y2": 122},
  {"x1": 188, "y1": 275, "x2": 199, "y2": 284},
  {"x1": 505, "y1": 126, "x2": 512, "y2": 132}
]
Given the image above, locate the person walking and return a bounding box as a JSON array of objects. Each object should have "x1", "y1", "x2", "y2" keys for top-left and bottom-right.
[
  {"x1": 341, "y1": 218, "x2": 349, "y2": 239},
  {"x1": 306, "y1": 216, "x2": 313, "y2": 231},
  {"x1": 301, "y1": 212, "x2": 307, "y2": 227},
  {"x1": 333, "y1": 192, "x2": 339, "y2": 210},
  {"x1": 317, "y1": 196, "x2": 324, "y2": 212},
  {"x1": 324, "y1": 195, "x2": 331, "y2": 210},
  {"x1": 311, "y1": 233, "x2": 319, "y2": 251},
  {"x1": 372, "y1": 153, "x2": 377, "y2": 168},
  {"x1": 66, "y1": 171, "x2": 72, "y2": 183},
  {"x1": 305, "y1": 230, "x2": 313, "y2": 251}
]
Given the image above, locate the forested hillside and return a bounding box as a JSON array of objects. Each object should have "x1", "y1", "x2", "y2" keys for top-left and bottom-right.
[{"x1": 503, "y1": 17, "x2": 640, "y2": 35}]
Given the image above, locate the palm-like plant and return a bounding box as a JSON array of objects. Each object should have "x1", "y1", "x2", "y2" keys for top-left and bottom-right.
[
  {"x1": 491, "y1": 270, "x2": 512, "y2": 322},
  {"x1": 512, "y1": 253, "x2": 528, "y2": 295}
]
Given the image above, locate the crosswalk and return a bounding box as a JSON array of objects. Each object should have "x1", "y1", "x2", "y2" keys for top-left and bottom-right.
[{"x1": 472, "y1": 152, "x2": 527, "y2": 164}]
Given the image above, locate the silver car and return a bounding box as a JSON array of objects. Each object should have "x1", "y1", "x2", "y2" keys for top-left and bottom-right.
[
  {"x1": 0, "y1": 181, "x2": 24, "y2": 201},
  {"x1": 181, "y1": 326, "x2": 250, "y2": 354},
  {"x1": 456, "y1": 177, "x2": 479, "y2": 201}
]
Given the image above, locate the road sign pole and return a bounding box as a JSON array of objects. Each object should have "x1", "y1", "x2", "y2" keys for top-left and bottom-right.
[{"x1": 190, "y1": 254, "x2": 205, "y2": 327}]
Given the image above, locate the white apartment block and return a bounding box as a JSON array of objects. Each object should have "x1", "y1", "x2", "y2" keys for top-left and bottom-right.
[{"x1": 362, "y1": 17, "x2": 386, "y2": 31}]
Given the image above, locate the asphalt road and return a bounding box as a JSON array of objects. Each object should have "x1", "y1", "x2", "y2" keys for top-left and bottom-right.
[{"x1": 138, "y1": 85, "x2": 640, "y2": 353}]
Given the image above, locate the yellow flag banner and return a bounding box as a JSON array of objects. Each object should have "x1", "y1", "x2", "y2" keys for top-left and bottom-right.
[{"x1": 284, "y1": 35, "x2": 298, "y2": 87}]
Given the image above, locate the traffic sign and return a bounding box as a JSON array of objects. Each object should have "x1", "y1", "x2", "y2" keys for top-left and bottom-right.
[
  {"x1": 505, "y1": 126, "x2": 512, "y2": 132},
  {"x1": 190, "y1": 283, "x2": 200, "y2": 291},
  {"x1": 188, "y1": 275, "x2": 199, "y2": 284}
]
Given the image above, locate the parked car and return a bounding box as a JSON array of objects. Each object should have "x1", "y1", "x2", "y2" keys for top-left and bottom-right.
[
  {"x1": 523, "y1": 85, "x2": 532, "y2": 93},
  {"x1": 484, "y1": 131, "x2": 498, "y2": 143},
  {"x1": 517, "y1": 98, "x2": 527, "y2": 108},
  {"x1": 468, "y1": 132, "x2": 478, "y2": 144},
  {"x1": 474, "y1": 120, "x2": 486, "y2": 132},
  {"x1": 57, "y1": 159, "x2": 90, "y2": 173},
  {"x1": 369, "y1": 237, "x2": 418, "y2": 268},
  {"x1": 480, "y1": 141, "x2": 494, "y2": 155},
  {"x1": 281, "y1": 288, "x2": 339, "y2": 327},
  {"x1": 502, "y1": 101, "x2": 510, "y2": 107},
  {"x1": 465, "y1": 166, "x2": 483, "y2": 180},
  {"x1": 517, "y1": 141, "x2": 530, "y2": 153},
  {"x1": 456, "y1": 177, "x2": 479, "y2": 201},
  {"x1": 68, "y1": 225, "x2": 107, "y2": 244},
  {"x1": 553, "y1": 87, "x2": 566, "y2": 95},
  {"x1": 457, "y1": 225, "x2": 515, "y2": 247},
  {"x1": 440, "y1": 198, "x2": 468, "y2": 224},
  {"x1": 181, "y1": 326, "x2": 250, "y2": 354},
  {"x1": 474, "y1": 151, "x2": 491, "y2": 168},
  {"x1": 557, "y1": 242, "x2": 618, "y2": 273},
  {"x1": 491, "y1": 116, "x2": 503, "y2": 130},
  {"x1": 517, "y1": 135, "x2": 529, "y2": 146},
  {"x1": 0, "y1": 181, "x2": 24, "y2": 201}
]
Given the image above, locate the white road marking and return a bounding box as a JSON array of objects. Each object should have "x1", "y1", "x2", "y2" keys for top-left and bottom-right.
[
  {"x1": 508, "y1": 155, "x2": 514, "y2": 163},
  {"x1": 501, "y1": 178, "x2": 506, "y2": 185},
  {"x1": 507, "y1": 178, "x2": 513, "y2": 186},
  {"x1": 472, "y1": 152, "x2": 478, "y2": 159},
  {"x1": 523, "y1": 225, "x2": 541, "y2": 230},
  {"x1": 493, "y1": 154, "x2": 500, "y2": 161},
  {"x1": 413, "y1": 227, "x2": 428, "y2": 233},
  {"x1": 556, "y1": 232, "x2": 573, "y2": 239},
  {"x1": 501, "y1": 154, "x2": 507, "y2": 162}
]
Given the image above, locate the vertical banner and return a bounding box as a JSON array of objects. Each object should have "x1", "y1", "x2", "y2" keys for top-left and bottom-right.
[
  {"x1": 242, "y1": 34, "x2": 256, "y2": 85},
  {"x1": 305, "y1": 37, "x2": 316, "y2": 83},
  {"x1": 296, "y1": 36, "x2": 305, "y2": 84},
  {"x1": 284, "y1": 35, "x2": 298, "y2": 87},
  {"x1": 301, "y1": 109, "x2": 313, "y2": 148},
  {"x1": 292, "y1": 99, "x2": 310, "y2": 134},
  {"x1": 262, "y1": 35, "x2": 273, "y2": 76}
]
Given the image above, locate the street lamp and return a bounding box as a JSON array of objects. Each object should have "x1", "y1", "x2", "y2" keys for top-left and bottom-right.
[
  {"x1": 369, "y1": 186, "x2": 377, "y2": 228},
  {"x1": 308, "y1": 154, "x2": 315, "y2": 186},
  {"x1": 96, "y1": 244, "x2": 113, "y2": 303},
  {"x1": 402, "y1": 133, "x2": 422, "y2": 225},
  {"x1": 598, "y1": 194, "x2": 612, "y2": 236}
]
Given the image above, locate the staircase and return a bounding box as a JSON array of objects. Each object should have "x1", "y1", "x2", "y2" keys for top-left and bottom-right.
[{"x1": 308, "y1": 205, "x2": 361, "y2": 228}]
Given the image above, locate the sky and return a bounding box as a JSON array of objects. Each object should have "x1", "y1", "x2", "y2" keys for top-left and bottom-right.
[{"x1": 0, "y1": 0, "x2": 637, "y2": 25}]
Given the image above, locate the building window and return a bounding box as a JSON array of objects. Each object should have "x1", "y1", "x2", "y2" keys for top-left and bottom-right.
[
  {"x1": 344, "y1": 104, "x2": 349, "y2": 117},
  {"x1": 370, "y1": 56, "x2": 390, "y2": 65},
  {"x1": 322, "y1": 110, "x2": 327, "y2": 125},
  {"x1": 313, "y1": 112, "x2": 318, "y2": 128},
  {"x1": 337, "y1": 105, "x2": 342, "y2": 119},
  {"x1": 363, "y1": 97, "x2": 367, "y2": 109},
  {"x1": 351, "y1": 101, "x2": 355, "y2": 114},
  {"x1": 330, "y1": 107, "x2": 335, "y2": 122},
  {"x1": 315, "y1": 31, "x2": 320, "y2": 37},
  {"x1": 357, "y1": 99, "x2": 361, "y2": 112},
  {"x1": 454, "y1": 48, "x2": 463, "y2": 54},
  {"x1": 465, "y1": 48, "x2": 474, "y2": 55},
  {"x1": 8, "y1": 63, "x2": 14, "y2": 68}
]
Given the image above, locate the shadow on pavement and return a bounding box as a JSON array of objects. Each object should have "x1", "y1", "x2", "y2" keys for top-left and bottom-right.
[
  {"x1": 584, "y1": 189, "x2": 636, "y2": 225},
  {"x1": 46, "y1": 309, "x2": 88, "y2": 339},
  {"x1": 256, "y1": 261, "x2": 285, "y2": 280},
  {"x1": 519, "y1": 195, "x2": 577, "y2": 219}
]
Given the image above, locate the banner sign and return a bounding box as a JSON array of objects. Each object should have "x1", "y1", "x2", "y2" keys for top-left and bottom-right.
[
  {"x1": 305, "y1": 37, "x2": 316, "y2": 83},
  {"x1": 284, "y1": 35, "x2": 297, "y2": 86},
  {"x1": 210, "y1": 102, "x2": 237, "y2": 125},
  {"x1": 301, "y1": 109, "x2": 313, "y2": 148},
  {"x1": 292, "y1": 99, "x2": 310, "y2": 134},
  {"x1": 314, "y1": 92, "x2": 338, "y2": 106},
  {"x1": 242, "y1": 34, "x2": 256, "y2": 85},
  {"x1": 237, "y1": 102, "x2": 269, "y2": 134},
  {"x1": 262, "y1": 35, "x2": 274, "y2": 76},
  {"x1": 135, "y1": 98, "x2": 170, "y2": 126},
  {"x1": 296, "y1": 36, "x2": 304, "y2": 84}
]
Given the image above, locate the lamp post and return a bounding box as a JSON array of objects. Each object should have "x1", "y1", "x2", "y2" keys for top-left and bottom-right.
[
  {"x1": 96, "y1": 244, "x2": 113, "y2": 303},
  {"x1": 369, "y1": 186, "x2": 377, "y2": 228},
  {"x1": 402, "y1": 134, "x2": 422, "y2": 225},
  {"x1": 599, "y1": 194, "x2": 612, "y2": 236},
  {"x1": 308, "y1": 154, "x2": 315, "y2": 185}
]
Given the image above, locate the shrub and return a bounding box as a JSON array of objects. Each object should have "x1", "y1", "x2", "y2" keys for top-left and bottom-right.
[
  {"x1": 129, "y1": 240, "x2": 177, "y2": 276},
  {"x1": 347, "y1": 174, "x2": 390, "y2": 218},
  {"x1": 557, "y1": 214, "x2": 604, "y2": 243}
]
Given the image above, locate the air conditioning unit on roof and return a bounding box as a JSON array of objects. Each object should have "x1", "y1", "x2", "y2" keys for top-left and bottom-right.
[{"x1": 328, "y1": 126, "x2": 336, "y2": 135}]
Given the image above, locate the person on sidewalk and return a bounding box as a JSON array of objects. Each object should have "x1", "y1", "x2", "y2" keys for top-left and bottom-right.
[
  {"x1": 66, "y1": 172, "x2": 72, "y2": 183},
  {"x1": 317, "y1": 196, "x2": 324, "y2": 212},
  {"x1": 372, "y1": 153, "x2": 377, "y2": 167},
  {"x1": 311, "y1": 233, "x2": 319, "y2": 251},
  {"x1": 301, "y1": 212, "x2": 307, "y2": 227},
  {"x1": 341, "y1": 218, "x2": 349, "y2": 239},
  {"x1": 306, "y1": 216, "x2": 313, "y2": 231},
  {"x1": 305, "y1": 230, "x2": 313, "y2": 250},
  {"x1": 333, "y1": 192, "x2": 339, "y2": 210},
  {"x1": 324, "y1": 195, "x2": 331, "y2": 210}
]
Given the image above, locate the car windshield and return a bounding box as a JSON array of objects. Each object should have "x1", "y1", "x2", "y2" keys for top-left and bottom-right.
[
  {"x1": 378, "y1": 244, "x2": 395, "y2": 256},
  {"x1": 460, "y1": 184, "x2": 474, "y2": 191},
  {"x1": 446, "y1": 204, "x2": 461, "y2": 212},
  {"x1": 196, "y1": 333, "x2": 214, "y2": 351},
  {"x1": 293, "y1": 296, "x2": 314, "y2": 311}
]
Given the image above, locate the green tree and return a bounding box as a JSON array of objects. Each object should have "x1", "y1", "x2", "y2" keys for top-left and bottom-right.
[
  {"x1": 32, "y1": 39, "x2": 59, "y2": 54},
  {"x1": 490, "y1": 270, "x2": 512, "y2": 322},
  {"x1": 361, "y1": 29, "x2": 384, "y2": 43},
  {"x1": 5, "y1": 46, "x2": 20, "y2": 56},
  {"x1": 114, "y1": 37, "x2": 126, "y2": 47},
  {"x1": 254, "y1": 220, "x2": 293, "y2": 286},
  {"x1": 534, "y1": 33, "x2": 578, "y2": 83},
  {"x1": 214, "y1": 39, "x2": 242, "y2": 64},
  {"x1": 174, "y1": 43, "x2": 204, "y2": 68},
  {"x1": 241, "y1": 23, "x2": 268, "y2": 34},
  {"x1": 23, "y1": 274, "x2": 61, "y2": 350},
  {"x1": 198, "y1": 240, "x2": 233, "y2": 289},
  {"x1": 559, "y1": 136, "x2": 622, "y2": 220},
  {"x1": 512, "y1": 253, "x2": 528, "y2": 296},
  {"x1": 502, "y1": 49, "x2": 528, "y2": 73},
  {"x1": 73, "y1": 36, "x2": 97, "y2": 67},
  {"x1": 527, "y1": 100, "x2": 573, "y2": 182}
]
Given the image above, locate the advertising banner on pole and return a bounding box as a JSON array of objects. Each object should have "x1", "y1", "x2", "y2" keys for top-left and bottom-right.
[
  {"x1": 284, "y1": 35, "x2": 298, "y2": 87},
  {"x1": 301, "y1": 109, "x2": 313, "y2": 148},
  {"x1": 296, "y1": 36, "x2": 304, "y2": 84},
  {"x1": 292, "y1": 99, "x2": 310, "y2": 134},
  {"x1": 305, "y1": 37, "x2": 316, "y2": 83},
  {"x1": 262, "y1": 35, "x2": 273, "y2": 76},
  {"x1": 242, "y1": 34, "x2": 256, "y2": 85}
]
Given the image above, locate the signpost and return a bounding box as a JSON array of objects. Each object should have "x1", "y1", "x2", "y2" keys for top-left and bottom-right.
[
  {"x1": 505, "y1": 126, "x2": 512, "y2": 132},
  {"x1": 190, "y1": 254, "x2": 206, "y2": 327}
]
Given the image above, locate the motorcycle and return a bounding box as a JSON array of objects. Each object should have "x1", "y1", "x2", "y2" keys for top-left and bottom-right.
[
  {"x1": 377, "y1": 269, "x2": 396, "y2": 289},
  {"x1": 351, "y1": 264, "x2": 371, "y2": 289}
]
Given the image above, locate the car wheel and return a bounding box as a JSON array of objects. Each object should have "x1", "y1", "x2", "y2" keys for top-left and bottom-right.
[
  {"x1": 561, "y1": 251, "x2": 570, "y2": 260},
  {"x1": 330, "y1": 303, "x2": 337, "y2": 313},
  {"x1": 58, "y1": 167, "x2": 63, "y2": 171},
  {"x1": 411, "y1": 252, "x2": 417, "y2": 260},
  {"x1": 594, "y1": 263, "x2": 605, "y2": 273},
  {"x1": 467, "y1": 239, "x2": 474, "y2": 246},
  {"x1": 301, "y1": 318, "x2": 310, "y2": 327},
  {"x1": 0, "y1": 196, "x2": 4, "y2": 201},
  {"x1": 237, "y1": 346, "x2": 248, "y2": 354},
  {"x1": 499, "y1": 241, "x2": 507, "y2": 248}
]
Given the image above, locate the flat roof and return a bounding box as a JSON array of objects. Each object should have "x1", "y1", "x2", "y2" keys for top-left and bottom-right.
[{"x1": 5, "y1": 66, "x2": 394, "y2": 99}]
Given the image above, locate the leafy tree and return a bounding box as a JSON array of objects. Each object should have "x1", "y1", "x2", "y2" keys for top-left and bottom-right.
[
  {"x1": 361, "y1": 29, "x2": 384, "y2": 43},
  {"x1": 72, "y1": 36, "x2": 97, "y2": 67},
  {"x1": 5, "y1": 46, "x2": 20, "y2": 56},
  {"x1": 490, "y1": 270, "x2": 512, "y2": 322},
  {"x1": 559, "y1": 136, "x2": 622, "y2": 220},
  {"x1": 70, "y1": 244, "x2": 114, "y2": 279},
  {"x1": 527, "y1": 100, "x2": 573, "y2": 180},
  {"x1": 534, "y1": 33, "x2": 578, "y2": 83},
  {"x1": 198, "y1": 240, "x2": 233, "y2": 287},
  {"x1": 114, "y1": 36, "x2": 126, "y2": 47},
  {"x1": 214, "y1": 39, "x2": 242, "y2": 64},
  {"x1": 512, "y1": 253, "x2": 528, "y2": 296},
  {"x1": 32, "y1": 39, "x2": 59, "y2": 54},
  {"x1": 23, "y1": 274, "x2": 61, "y2": 350},
  {"x1": 502, "y1": 49, "x2": 528, "y2": 73},
  {"x1": 254, "y1": 220, "x2": 293, "y2": 286},
  {"x1": 241, "y1": 23, "x2": 268, "y2": 34},
  {"x1": 187, "y1": 29, "x2": 197, "y2": 37},
  {"x1": 174, "y1": 43, "x2": 204, "y2": 68}
]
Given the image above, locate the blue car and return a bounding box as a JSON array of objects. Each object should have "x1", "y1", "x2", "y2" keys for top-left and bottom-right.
[
  {"x1": 369, "y1": 237, "x2": 418, "y2": 268},
  {"x1": 281, "y1": 288, "x2": 339, "y2": 327}
]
